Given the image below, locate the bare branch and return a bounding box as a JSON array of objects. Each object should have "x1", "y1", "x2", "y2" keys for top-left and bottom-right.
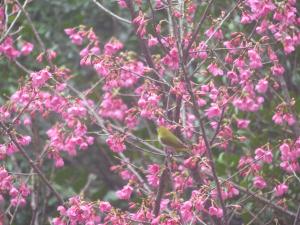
[{"x1": 91, "y1": 0, "x2": 131, "y2": 24}]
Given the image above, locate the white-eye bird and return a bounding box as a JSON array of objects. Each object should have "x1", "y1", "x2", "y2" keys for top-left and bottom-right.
[{"x1": 157, "y1": 126, "x2": 189, "y2": 152}]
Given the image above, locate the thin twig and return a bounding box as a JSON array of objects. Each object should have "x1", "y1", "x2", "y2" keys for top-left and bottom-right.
[
  {"x1": 183, "y1": 0, "x2": 214, "y2": 59},
  {"x1": 228, "y1": 180, "x2": 296, "y2": 219},
  {"x1": 91, "y1": 0, "x2": 131, "y2": 24},
  {"x1": 14, "y1": 0, "x2": 46, "y2": 52},
  {"x1": 293, "y1": 204, "x2": 300, "y2": 225},
  {"x1": 0, "y1": 0, "x2": 30, "y2": 44},
  {"x1": 209, "y1": 106, "x2": 226, "y2": 145}
]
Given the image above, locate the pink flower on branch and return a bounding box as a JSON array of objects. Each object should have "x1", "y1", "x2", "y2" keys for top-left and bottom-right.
[
  {"x1": 253, "y1": 176, "x2": 267, "y2": 189},
  {"x1": 274, "y1": 183, "x2": 288, "y2": 197},
  {"x1": 106, "y1": 134, "x2": 126, "y2": 153},
  {"x1": 20, "y1": 41, "x2": 34, "y2": 55},
  {"x1": 116, "y1": 185, "x2": 133, "y2": 200}
]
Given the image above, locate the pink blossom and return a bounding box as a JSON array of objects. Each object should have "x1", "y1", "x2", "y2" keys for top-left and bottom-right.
[
  {"x1": 155, "y1": 0, "x2": 163, "y2": 8},
  {"x1": 23, "y1": 117, "x2": 32, "y2": 126},
  {"x1": 183, "y1": 157, "x2": 197, "y2": 169},
  {"x1": 226, "y1": 185, "x2": 239, "y2": 199},
  {"x1": 99, "y1": 93, "x2": 128, "y2": 121},
  {"x1": 70, "y1": 34, "x2": 83, "y2": 45},
  {"x1": 18, "y1": 135, "x2": 31, "y2": 146},
  {"x1": 274, "y1": 183, "x2": 288, "y2": 196},
  {"x1": 208, "y1": 63, "x2": 223, "y2": 76},
  {"x1": 234, "y1": 57, "x2": 245, "y2": 68},
  {"x1": 148, "y1": 36, "x2": 158, "y2": 47},
  {"x1": 64, "y1": 28, "x2": 75, "y2": 35},
  {"x1": 191, "y1": 41, "x2": 208, "y2": 60},
  {"x1": 248, "y1": 49, "x2": 262, "y2": 69},
  {"x1": 208, "y1": 206, "x2": 223, "y2": 218},
  {"x1": 6, "y1": 143, "x2": 18, "y2": 155},
  {"x1": 99, "y1": 201, "x2": 112, "y2": 212},
  {"x1": 146, "y1": 164, "x2": 160, "y2": 187},
  {"x1": 283, "y1": 113, "x2": 296, "y2": 126},
  {"x1": 133, "y1": 11, "x2": 147, "y2": 37},
  {"x1": 106, "y1": 134, "x2": 126, "y2": 153},
  {"x1": 0, "y1": 37, "x2": 20, "y2": 59},
  {"x1": 54, "y1": 157, "x2": 64, "y2": 168},
  {"x1": 253, "y1": 176, "x2": 267, "y2": 189},
  {"x1": 116, "y1": 185, "x2": 133, "y2": 200},
  {"x1": 272, "y1": 112, "x2": 284, "y2": 125},
  {"x1": 255, "y1": 79, "x2": 268, "y2": 93},
  {"x1": 20, "y1": 42, "x2": 34, "y2": 55},
  {"x1": 104, "y1": 39, "x2": 123, "y2": 55},
  {"x1": 192, "y1": 138, "x2": 206, "y2": 155},
  {"x1": 47, "y1": 49, "x2": 57, "y2": 61},
  {"x1": 120, "y1": 61, "x2": 143, "y2": 87},
  {"x1": 241, "y1": 12, "x2": 252, "y2": 24},
  {"x1": 256, "y1": 20, "x2": 268, "y2": 34},
  {"x1": 30, "y1": 69, "x2": 51, "y2": 88},
  {"x1": 283, "y1": 36, "x2": 295, "y2": 54},
  {"x1": 205, "y1": 104, "x2": 221, "y2": 119},
  {"x1": 52, "y1": 217, "x2": 65, "y2": 225},
  {"x1": 118, "y1": 0, "x2": 127, "y2": 8},
  {"x1": 236, "y1": 119, "x2": 250, "y2": 129},
  {"x1": 94, "y1": 61, "x2": 110, "y2": 76},
  {"x1": 255, "y1": 148, "x2": 273, "y2": 164},
  {"x1": 227, "y1": 71, "x2": 238, "y2": 84},
  {"x1": 162, "y1": 47, "x2": 179, "y2": 70},
  {"x1": 180, "y1": 201, "x2": 193, "y2": 221},
  {"x1": 271, "y1": 64, "x2": 285, "y2": 76},
  {"x1": 205, "y1": 27, "x2": 224, "y2": 40},
  {"x1": 120, "y1": 170, "x2": 132, "y2": 180},
  {"x1": 9, "y1": 187, "x2": 18, "y2": 198},
  {"x1": 11, "y1": 197, "x2": 26, "y2": 207},
  {"x1": 279, "y1": 143, "x2": 290, "y2": 157}
]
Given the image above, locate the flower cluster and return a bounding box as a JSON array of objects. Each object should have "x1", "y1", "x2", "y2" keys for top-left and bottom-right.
[{"x1": 0, "y1": 167, "x2": 30, "y2": 207}]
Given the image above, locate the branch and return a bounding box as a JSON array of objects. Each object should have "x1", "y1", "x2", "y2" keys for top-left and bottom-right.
[
  {"x1": 180, "y1": 44, "x2": 228, "y2": 225},
  {"x1": 209, "y1": 106, "x2": 226, "y2": 145},
  {"x1": 0, "y1": 0, "x2": 30, "y2": 44},
  {"x1": 183, "y1": 0, "x2": 214, "y2": 60},
  {"x1": 293, "y1": 204, "x2": 300, "y2": 225},
  {"x1": 153, "y1": 168, "x2": 168, "y2": 217},
  {"x1": 91, "y1": 0, "x2": 131, "y2": 24},
  {"x1": 14, "y1": 0, "x2": 46, "y2": 52},
  {"x1": 227, "y1": 180, "x2": 296, "y2": 219},
  {"x1": 198, "y1": 158, "x2": 297, "y2": 219},
  {"x1": 279, "y1": 76, "x2": 300, "y2": 136},
  {"x1": 119, "y1": 153, "x2": 152, "y2": 193},
  {"x1": 0, "y1": 122, "x2": 64, "y2": 205}
]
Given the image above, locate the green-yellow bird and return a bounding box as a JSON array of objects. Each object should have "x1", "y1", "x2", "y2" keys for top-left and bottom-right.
[{"x1": 157, "y1": 126, "x2": 189, "y2": 152}]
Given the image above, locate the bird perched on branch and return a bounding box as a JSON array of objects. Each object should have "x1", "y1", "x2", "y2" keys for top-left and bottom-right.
[{"x1": 157, "y1": 126, "x2": 189, "y2": 152}]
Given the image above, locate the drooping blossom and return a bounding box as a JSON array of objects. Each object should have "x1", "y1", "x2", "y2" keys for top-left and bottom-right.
[
  {"x1": 236, "y1": 119, "x2": 250, "y2": 129},
  {"x1": 255, "y1": 148, "x2": 273, "y2": 164},
  {"x1": 208, "y1": 206, "x2": 223, "y2": 218},
  {"x1": 255, "y1": 79, "x2": 268, "y2": 93},
  {"x1": 116, "y1": 185, "x2": 133, "y2": 200},
  {"x1": 20, "y1": 42, "x2": 34, "y2": 55},
  {"x1": 253, "y1": 176, "x2": 267, "y2": 189},
  {"x1": 248, "y1": 49, "x2": 262, "y2": 69},
  {"x1": 274, "y1": 183, "x2": 288, "y2": 197}
]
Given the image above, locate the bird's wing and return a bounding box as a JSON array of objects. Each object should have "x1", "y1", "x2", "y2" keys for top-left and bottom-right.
[{"x1": 159, "y1": 135, "x2": 186, "y2": 149}]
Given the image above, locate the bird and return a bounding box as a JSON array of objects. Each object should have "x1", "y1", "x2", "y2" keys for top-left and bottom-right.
[{"x1": 157, "y1": 126, "x2": 189, "y2": 152}]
